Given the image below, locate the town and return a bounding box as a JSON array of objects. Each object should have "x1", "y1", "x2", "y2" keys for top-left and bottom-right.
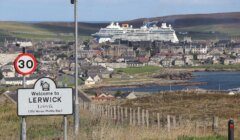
[{"x1": 1, "y1": 36, "x2": 240, "y2": 88}]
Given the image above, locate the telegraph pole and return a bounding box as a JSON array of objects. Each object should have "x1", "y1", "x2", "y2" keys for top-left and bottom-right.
[{"x1": 71, "y1": 0, "x2": 80, "y2": 137}]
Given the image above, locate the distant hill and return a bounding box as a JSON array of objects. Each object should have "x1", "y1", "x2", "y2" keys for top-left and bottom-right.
[
  {"x1": 0, "y1": 12, "x2": 240, "y2": 41},
  {"x1": 125, "y1": 12, "x2": 240, "y2": 27}
]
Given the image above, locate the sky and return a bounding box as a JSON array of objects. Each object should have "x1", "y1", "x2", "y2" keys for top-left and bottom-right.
[{"x1": 0, "y1": 0, "x2": 239, "y2": 21}]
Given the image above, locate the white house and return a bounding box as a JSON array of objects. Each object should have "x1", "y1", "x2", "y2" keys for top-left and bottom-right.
[
  {"x1": 126, "y1": 92, "x2": 137, "y2": 99},
  {"x1": 85, "y1": 77, "x2": 96, "y2": 86},
  {"x1": 93, "y1": 75, "x2": 101, "y2": 83},
  {"x1": 191, "y1": 46, "x2": 208, "y2": 54},
  {"x1": 2, "y1": 69, "x2": 15, "y2": 78},
  {"x1": 0, "y1": 53, "x2": 18, "y2": 66},
  {"x1": 15, "y1": 41, "x2": 33, "y2": 47},
  {"x1": 1, "y1": 77, "x2": 37, "y2": 86}
]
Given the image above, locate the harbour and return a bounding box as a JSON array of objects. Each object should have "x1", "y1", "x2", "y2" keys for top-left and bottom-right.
[{"x1": 105, "y1": 71, "x2": 240, "y2": 92}]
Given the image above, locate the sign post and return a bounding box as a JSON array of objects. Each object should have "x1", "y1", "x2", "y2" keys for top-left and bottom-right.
[
  {"x1": 18, "y1": 77, "x2": 73, "y2": 116},
  {"x1": 17, "y1": 77, "x2": 73, "y2": 140},
  {"x1": 21, "y1": 76, "x2": 27, "y2": 140},
  {"x1": 14, "y1": 47, "x2": 38, "y2": 140},
  {"x1": 228, "y1": 119, "x2": 234, "y2": 140}
]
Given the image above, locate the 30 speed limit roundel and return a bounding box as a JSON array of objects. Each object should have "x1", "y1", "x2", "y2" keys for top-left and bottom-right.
[{"x1": 14, "y1": 53, "x2": 37, "y2": 75}]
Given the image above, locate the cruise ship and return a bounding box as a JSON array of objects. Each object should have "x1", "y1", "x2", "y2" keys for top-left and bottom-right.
[{"x1": 92, "y1": 22, "x2": 179, "y2": 43}]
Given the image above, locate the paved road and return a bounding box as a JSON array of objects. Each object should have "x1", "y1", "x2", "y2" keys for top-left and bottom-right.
[{"x1": 77, "y1": 87, "x2": 91, "y2": 102}]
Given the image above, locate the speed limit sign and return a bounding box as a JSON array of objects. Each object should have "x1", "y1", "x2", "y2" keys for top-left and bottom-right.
[{"x1": 14, "y1": 53, "x2": 37, "y2": 75}]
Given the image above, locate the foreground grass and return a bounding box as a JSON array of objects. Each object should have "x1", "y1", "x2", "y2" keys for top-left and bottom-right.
[
  {"x1": 178, "y1": 135, "x2": 227, "y2": 140},
  {"x1": 120, "y1": 91, "x2": 240, "y2": 120},
  {"x1": 0, "y1": 92, "x2": 231, "y2": 140}
]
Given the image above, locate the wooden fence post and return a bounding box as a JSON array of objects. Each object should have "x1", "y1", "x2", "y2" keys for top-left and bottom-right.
[
  {"x1": 121, "y1": 107, "x2": 124, "y2": 123},
  {"x1": 172, "y1": 116, "x2": 176, "y2": 128},
  {"x1": 114, "y1": 106, "x2": 117, "y2": 121},
  {"x1": 142, "y1": 109, "x2": 145, "y2": 127},
  {"x1": 178, "y1": 115, "x2": 182, "y2": 127},
  {"x1": 117, "y1": 106, "x2": 120, "y2": 123},
  {"x1": 195, "y1": 121, "x2": 198, "y2": 136},
  {"x1": 125, "y1": 107, "x2": 128, "y2": 119},
  {"x1": 167, "y1": 115, "x2": 171, "y2": 132},
  {"x1": 133, "y1": 109, "x2": 136, "y2": 126},
  {"x1": 110, "y1": 106, "x2": 114, "y2": 119},
  {"x1": 212, "y1": 116, "x2": 218, "y2": 133},
  {"x1": 137, "y1": 107, "x2": 141, "y2": 126},
  {"x1": 157, "y1": 113, "x2": 160, "y2": 129},
  {"x1": 129, "y1": 108, "x2": 132, "y2": 125},
  {"x1": 146, "y1": 110, "x2": 149, "y2": 128}
]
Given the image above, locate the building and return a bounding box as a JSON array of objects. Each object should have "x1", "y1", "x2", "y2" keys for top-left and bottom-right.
[
  {"x1": 1, "y1": 77, "x2": 37, "y2": 85},
  {"x1": 0, "y1": 53, "x2": 18, "y2": 66},
  {"x1": 85, "y1": 77, "x2": 96, "y2": 86},
  {"x1": 126, "y1": 92, "x2": 137, "y2": 99},
  {"x1": 173, "y1": 59, "x2": 185, "y2": 66},
  {"x1": 91, "y1": 93, "x2": 115, "y2": 101},
  {"x1": 2, "y1": 69, "x2": 15, "y2": 78}
]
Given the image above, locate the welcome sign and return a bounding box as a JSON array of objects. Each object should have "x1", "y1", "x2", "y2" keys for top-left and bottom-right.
[{"x1": 18, "y1": 77, "x2": 73, "y2": 116}]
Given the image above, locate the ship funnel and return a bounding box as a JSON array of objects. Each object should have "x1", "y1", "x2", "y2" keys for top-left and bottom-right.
[{"x1": 161, "y1": 23, "x2": 167, "y2": 28}]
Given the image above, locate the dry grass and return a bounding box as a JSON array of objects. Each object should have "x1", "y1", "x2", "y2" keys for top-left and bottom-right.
[
  {"x1": 0, "y1": 92, "x2": 234, "y2": 140},
  {"x1": 118, "y1": 91, "x2": 240, "y2": 120}
]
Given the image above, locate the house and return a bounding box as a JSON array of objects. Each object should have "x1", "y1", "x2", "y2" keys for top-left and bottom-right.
[
  {"x1": 115, "y1": 91, "x2": 137, "y2": 99},
  {"x1": 191, "y1": 46, "x2": 208, "y2": 54},
  {"x1": 126, "y1": 92, "x2": 137, "y2": 99},
  {"x1": 197, "y1": 54, "x2": 212, "y2": 60},
  {"x1": 91, "y1": 93, "x2": 115, "y2": 101},
  {"x1": 0, "y1": 53, "x2": 18, "y2": 66},
  {"x1": 184, "y1": 55, "x2": 194, "y2": 61},
  {"x1": 2, "y1": 69, "x2": 15, "y2": 78},
  {"x1": 1, "y1": 77, "x2": 37, "y2": 85},
  {"x1": 93, "y1": 75, "x2": 101, "y2": 83},
  {"x1": 1, "y1": 65, "x2": 15, "y2": 78},
  {"x1": 208, "y1": 47, "x2": 224, "y2": 55},
  {"x1": 224, "y1": 58, "x2": 236, "y2": 65},
  {"x1": 161, "y1": 58, "x2": 173, "y2": 67},
  {"x1": 173, "y1": 59, "x2": 185, "y2": 66},
  {"x1": 15, "y1": 41, "x2": 33, "y2": 47},
  {"x1": 101, "y1": 70, "x2": 112, "y2": 79},
  {"x1": 85, "y1": 77, "x2": 96, "y2": 86}
]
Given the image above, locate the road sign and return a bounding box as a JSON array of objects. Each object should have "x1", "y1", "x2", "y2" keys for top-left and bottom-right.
[
  {"x1": 14, "y1": 53, "x2": 37, "y2": 75},
  {"x1": 18, "y1": 77, "x2": 73, "y2": 116}
]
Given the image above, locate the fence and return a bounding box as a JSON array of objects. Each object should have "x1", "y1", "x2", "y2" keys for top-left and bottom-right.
[{"x1": 79, "y1": 101, "x2": 225, "y2": 136}]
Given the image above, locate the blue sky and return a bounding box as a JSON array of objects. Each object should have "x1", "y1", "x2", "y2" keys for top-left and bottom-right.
[{"x1": 0, "y1": 0, "x2": 239, "y2": 21}]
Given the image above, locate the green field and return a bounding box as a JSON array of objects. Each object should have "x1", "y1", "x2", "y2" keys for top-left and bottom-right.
[
  {"x1": 116, "y1": 66, "x2": 161, "y2": 75},
  {"x1": 177, "y1": 24, "x2": 240, "y2": 36},
  {"x1": 0, "y1": 22, "x2": 92, "y2": 41},
  {"x1": 1, "y1": 19, "x2": 240, "y2": 42}
]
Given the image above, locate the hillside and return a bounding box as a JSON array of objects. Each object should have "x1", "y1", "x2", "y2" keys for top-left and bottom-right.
[{"x1": 0, "y1": 12, "x2": 240, "y2": 42}]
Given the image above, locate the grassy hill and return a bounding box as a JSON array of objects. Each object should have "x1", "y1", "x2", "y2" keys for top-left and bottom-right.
[{"x1": 0, "y1": 12, "x2": 240, "y2": 42}]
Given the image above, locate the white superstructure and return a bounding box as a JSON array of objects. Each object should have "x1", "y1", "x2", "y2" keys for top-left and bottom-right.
[{"x1": 92, "y1": 22, "x2": 179, "y2": 43}]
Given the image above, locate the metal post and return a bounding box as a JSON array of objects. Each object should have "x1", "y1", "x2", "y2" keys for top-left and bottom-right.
[
  {"x1": 64, "y1": 116, "x2": 68, "y2": 140},
  {"x1": 21, "y1": 116, "x2": 27, "y2": 140},
  {"x1": 228, "y1": 119, "x2": 234, "y2": 140},
  {"x1": 21, "y1": 47, "x2": 27, "y2": 140},
  {"x1": 73, "y1": 0, "x2": 80, "y2": 137}
]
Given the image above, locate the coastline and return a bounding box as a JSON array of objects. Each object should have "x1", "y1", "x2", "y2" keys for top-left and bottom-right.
[{"x1": 85, "y1": 68, "x2": 240, "y2": 92}]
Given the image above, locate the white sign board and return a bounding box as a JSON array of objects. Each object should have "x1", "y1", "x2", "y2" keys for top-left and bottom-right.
[{"x1": 18, "y1": 77, "x2": 73, "y2": 116}]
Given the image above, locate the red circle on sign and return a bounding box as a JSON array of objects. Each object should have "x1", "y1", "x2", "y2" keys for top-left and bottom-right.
[{"x1": 14, "y1": 53, "x2": 37, "y2": 75}]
